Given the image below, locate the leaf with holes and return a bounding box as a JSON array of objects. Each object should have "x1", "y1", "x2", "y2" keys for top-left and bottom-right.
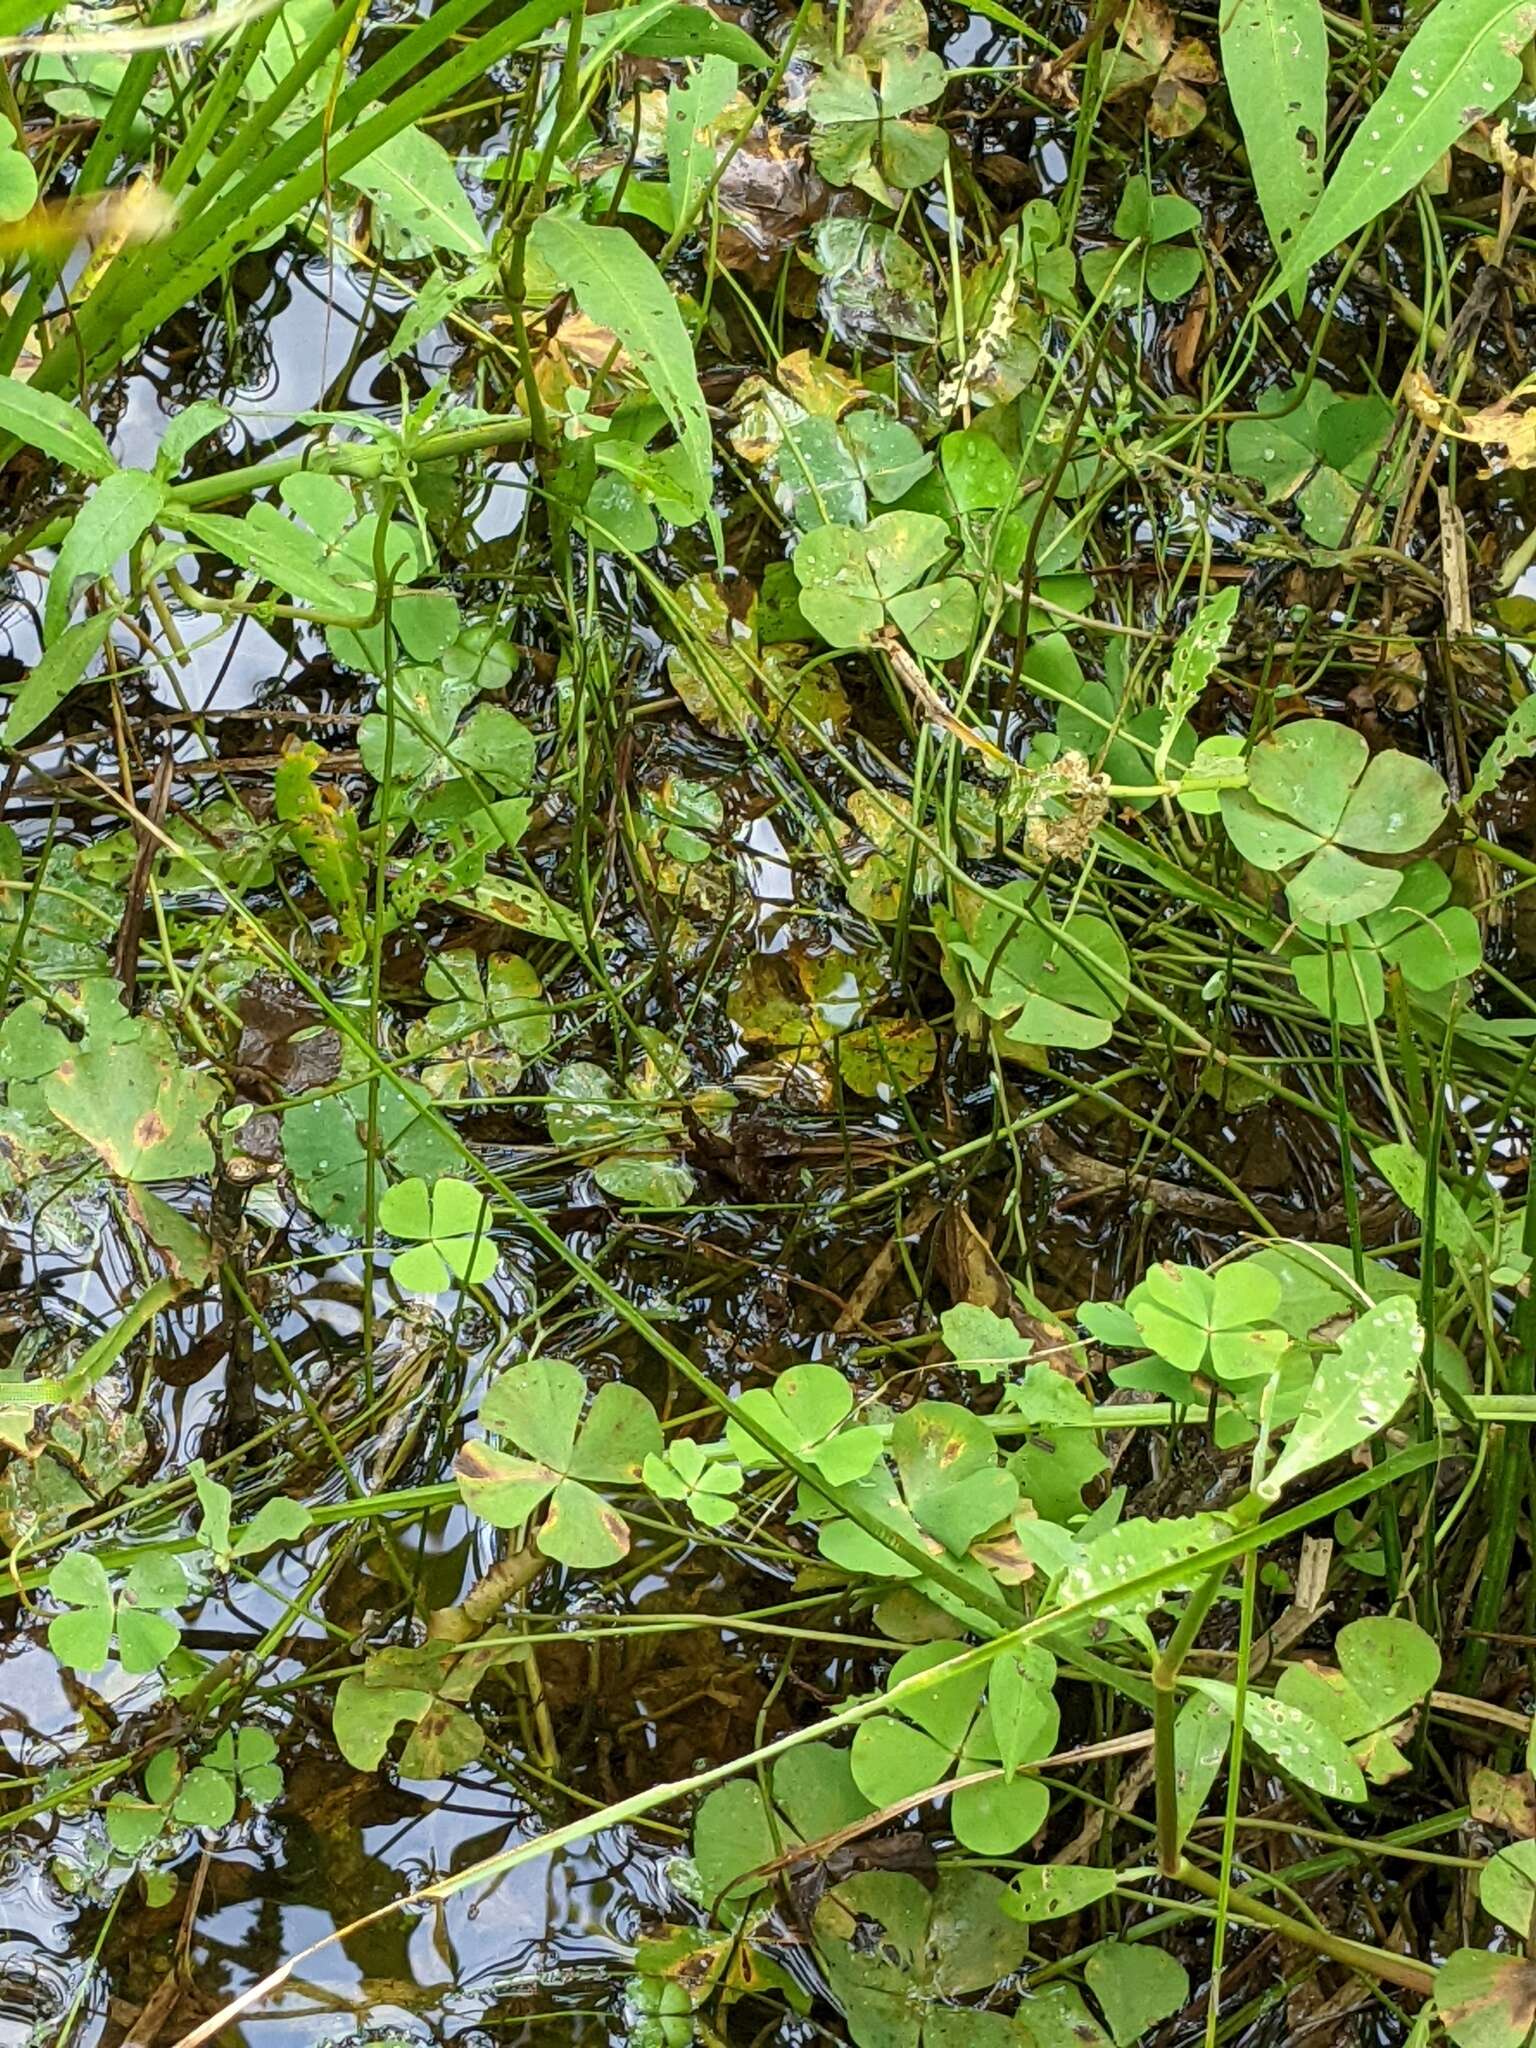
[
  {"x1": 1270, "y1": 0, "x2": 1536, "y2": 301},
  {"x1": 1258, "y1": 1298, "x2": 1421, "y2": 1500},
  {"x1": 1220, "y1": 0, "x2": 1327, "y2": 266},
  {"x1": 1189, "y1": 1678, "x2": 1367, "y2": 1802}
]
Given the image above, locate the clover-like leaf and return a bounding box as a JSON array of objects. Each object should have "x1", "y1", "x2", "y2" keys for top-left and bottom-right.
[
  {"x1": 725, "y1": 1363, "x2": 883, "y2": 1485},
  {"x1": 1085, "y1": 1942, "x2": 1191, "y2": 2047},
  {"x1": 851, "y1": 1639, "x2": 1058, "y2": 1852},
  {"x1": 1126, "y1": 1257, "x2": 1289, "y2": 1386},
  {"x1": 379, "y1": 1175, "x2": 498, "y2": 1294},
  {"x1": 406, "y1": 949, "x2": 550, "y2": 1100},
  {"x1": 792, "y1": 511, "x2": 973, "y2": 658},
  {"x1": 455, "y1": 1356, "x2": 663, "y2": 1567},
  {"x1": 814, "y1": 1866, "x2": 1029, "y2": 2048},
  {"x1": 938, "y1": 885, "x2": 1130, "y2": 1053},
  {"x1": 1276, "y1": 1615, "x2": 1440, "y2": 1782},
  {"x1": 1291, "y1": 860, "x2": 1481, "y2": 1025},
  {"x1": 643, "y1": 1438, "x2": 744, "y2": 1529},
  {"x1": 47, "y1": 1548, "x2": 187, "y2": 1675},
  {"x1": 546, "y1": 1059, "x2": 696, "y2": 1208},
  {"x1": 692, "y1": 1739, "x2": 872, "y2": 1912},
  {"x1": 1221, "y1": 723, "x2": 1448, "y2": 928}
]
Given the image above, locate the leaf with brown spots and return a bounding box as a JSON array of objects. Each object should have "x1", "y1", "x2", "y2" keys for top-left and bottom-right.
[
  {"x1": 44, "y1": 1028, "x2": 219, "y2": 1182},
  {"x1": 1436, "y1": 1948, "x2": 1536, "y2": 2048}
]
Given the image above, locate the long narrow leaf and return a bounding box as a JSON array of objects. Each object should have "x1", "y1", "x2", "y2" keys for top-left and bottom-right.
[
  {"x1": 1221, "y1": 0, "x2": 1328, "y2": 264},
  {"x1": 1269, "y1": 0, "x2": 1536, "y2": 299}
]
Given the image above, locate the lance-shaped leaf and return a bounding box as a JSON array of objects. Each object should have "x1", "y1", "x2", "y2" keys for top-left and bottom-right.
[{"x1": 1258, "y1": 1297, "x2": 1421, "y2": 1500}]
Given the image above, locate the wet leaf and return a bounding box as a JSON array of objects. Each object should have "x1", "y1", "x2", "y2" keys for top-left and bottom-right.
[
  {"x1": 1271, "y1": 0, "x2": 1536, "y2": 299},
  {"x1": 815, "y1": 1866, "x2": 1029, "y2": 2048},
  {"x1": 1189, "y1": 1679, "x2": 1368, "y2": 1802},
  {"x1": 44, "y1": 1028, "x2": 218, "y2": 1181},
  {"x1": 1259, "y1": 1297, "x2": 1421, "y2": 1499}
]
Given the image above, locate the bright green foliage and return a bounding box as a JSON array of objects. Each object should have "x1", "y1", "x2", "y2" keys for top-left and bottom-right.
[
  {"x1": 1220, "y1": 721, "x2": 1448, "y2": 926},
  {"x1": 378, "y1": 1175, "x2": 498, "y2": 1294},
  {"x1": 643, "y1": 1438, "x2": 744, "y2": 1528},
  {"x1": 43, "y1": 1026, "x2": 219, "y2": 1182},
  {"x1": 1482, "y1": 1840, "x2": 1536, "y2": 1938},
  {"x1": 806, "y1": 0, "x2": 947, "y2": 206},
  {"x1": 1081, "y1": 177, "x2": 1201, "y2": 304},
  {"x1": 792, "y1": 510, "x2": 975, "y2": 659},
  {"x1": 1276, "y1": 1616, "x2": 1440, "y2": 1782},
  {"x1": 939, "y1": 1303, "x2": 1033, "y2": 1384},
  {"x1": 281, "y1": 1069, "x2": 459, "y2": 1235},
  {"x1": 724, "y1": 1363, "x2": 884, "y2": 1483},
  {"x1": 1291, "y1": 861, "x2": 1481, "y2": 1025},
  {"x1": 47, "y1": 1550, "x2": 187, "y2": 1674},
  {"x1": 345, "y1": 123, "x2": 484, "y2": 256},
  {"x1": 1188, "y1": 1678, "x2": 1367, "y2": 1802},
  {"x1": 1219, "y1": 0, "x2": 1326, "y2": 266},
  {"x1": 530, "y1": 212, "x2": 712, "y2": 522},
  {"x1": 692, "y1": 1740, "x2": 871, "y2": 1910},
  {"x1": 273, "y1": 740, "x2": 368, "y2": 962},
  {"x1": 1124, "y1": 1258, "x2": 1289, "y2": 1386},
  {"x1": 1271, "y1": 0, "x2": 1536, "y2": 299},
  {"x1": 107, "y1": 1728, "x2": 282, "y2": 1852},
  {"x1": 1259, "y1": 1298, "x2": 1422, "y2": 1500},
  {"x1": 455, "y1": 1356, "x2": 662, "y2": 1566},
  {"x1": 852, "y1": 1641, "x2": 1058, "y2": 1852},
  {"x1": 545, "y1": 1057, "x2": 696, "y2": 1207},
  {"x1": 1003, "y1": 1864, "x2": 1118, "y2": 1922},
  {"x1": 189, "y1": 1459, "x2": 311, "y2": 1569},
  {"x1": 808, "y1": 1403, "x2": 1021, "y2": 1623}
]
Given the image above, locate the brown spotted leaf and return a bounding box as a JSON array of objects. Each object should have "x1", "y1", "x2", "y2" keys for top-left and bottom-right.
[
  {"x1": 44, "y1": 1032, "x2": 219, "y2": 1182},
  {"x1": 1436, "y1": 1949, "x2": 1536, "y2": 2048}
]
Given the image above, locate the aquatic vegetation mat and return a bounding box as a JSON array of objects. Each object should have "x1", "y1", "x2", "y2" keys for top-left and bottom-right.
[{"x1": 4, "y1": 0, "x2": 1536, "y2": 2042}]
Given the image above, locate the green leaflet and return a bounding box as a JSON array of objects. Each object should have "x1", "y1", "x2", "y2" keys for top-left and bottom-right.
[
  {"x1": 44, "y1": 468, "x2": 164, "y2": 644},
  {"x1": 1220, "y1": 0, "x2": 1327, "y2": 266},
  {"x1": 530, "y1": 212, "x2": 712, "y2": 523},
  {"x1": 1270, "y1": 0, "x2": 1536, "y2": 299},
  {"x1": 665, "y1": 56, "x2": 737, "y2": 235},
  {"x1": 1, "y1": 610, "x2": 117, "y2": 745},
  {"x1": 1258, "y1": 1297, "x2": 1422, "y2": 1501},
  {"x1": 0, "y1": 374, "x2": 115, "y2": 478}
]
